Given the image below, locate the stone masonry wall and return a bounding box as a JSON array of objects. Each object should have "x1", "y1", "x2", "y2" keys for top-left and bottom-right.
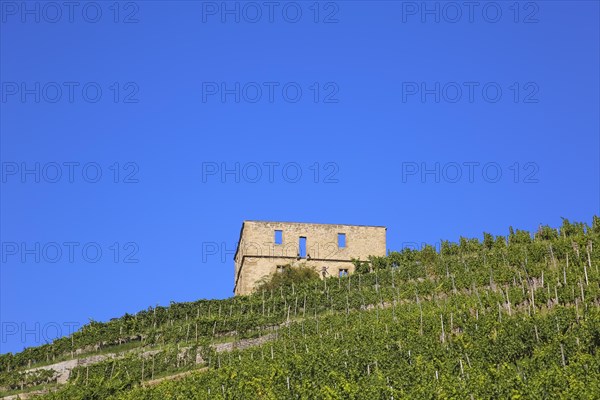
[{"x1": 234, "y1": 221, "x2": 386, "y2": 295}]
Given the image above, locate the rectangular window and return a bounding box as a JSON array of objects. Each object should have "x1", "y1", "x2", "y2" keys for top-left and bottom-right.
[
  {"x1": 276, "y1": 265, "x2": 286, "y2": 273},
  {"x1": 274, "y1": 230, "x2": 282, "y2": 245},
  {"x1": 338, "y1": 233, "x2": 346, "y2": 248},
  {"x1": 339, "y1": 268, "x2": 349, "y2": 277},
  {"x1": 299, "y1": 237, "x2": 307, "y2": 258}
]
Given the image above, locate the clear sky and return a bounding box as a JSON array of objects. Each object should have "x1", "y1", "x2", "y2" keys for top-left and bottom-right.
[{"x1": 1, "y1": 1, "x2": 598, "y2": 354}]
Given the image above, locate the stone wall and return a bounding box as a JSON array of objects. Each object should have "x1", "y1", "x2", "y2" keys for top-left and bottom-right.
[{"x1": 234, "y1": 221, "x2": 386, "y2": 295}]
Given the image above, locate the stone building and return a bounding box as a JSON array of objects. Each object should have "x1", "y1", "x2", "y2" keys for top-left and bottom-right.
[{"x1": 233, "y1": 221, "x2": 387, "y2": 295}]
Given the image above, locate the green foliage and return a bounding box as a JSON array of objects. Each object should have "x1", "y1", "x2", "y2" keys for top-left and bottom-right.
[
  {"x1": 351, "y1": 258, "x2": 371, "y2": 274},
  {"x1": 483, "y1": 232, "x2": 494, "y2": 249},
  {"x1": 255, "y1": 264, "x2": 320, "y2": 292}
]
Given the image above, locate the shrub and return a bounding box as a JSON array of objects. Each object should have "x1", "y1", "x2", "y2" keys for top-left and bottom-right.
[{"x1": 255, "y1": 264, "x2": 320, "y2": 292}]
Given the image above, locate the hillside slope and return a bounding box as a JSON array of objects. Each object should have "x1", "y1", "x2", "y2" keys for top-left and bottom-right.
[{"x1": 2, "y1": 218, "x2": 600, "y2": 399}]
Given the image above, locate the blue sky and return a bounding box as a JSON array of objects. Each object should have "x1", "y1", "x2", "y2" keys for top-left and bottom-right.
[{"x1": 1, "y1": 1, "x2": 598, "y2": 354}]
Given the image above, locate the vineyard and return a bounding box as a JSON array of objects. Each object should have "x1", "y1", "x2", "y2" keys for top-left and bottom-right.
[{"x1": 1, "y1": 217, "x2": 600, "y2": 399}]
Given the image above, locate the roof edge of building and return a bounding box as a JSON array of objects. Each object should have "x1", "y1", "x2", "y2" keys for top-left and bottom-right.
[{"x1": 243, "y1": 220, "x2": 387, "y2": 229}]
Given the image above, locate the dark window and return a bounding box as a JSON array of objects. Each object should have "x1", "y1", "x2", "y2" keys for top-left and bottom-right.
[
  {"x1": 274, "y1": 230, "x2": 282, "y2": 245},
  {"x1": 339, "y1": 268, "x2": 349, "y2": 277},
  {"x1": 299, "y1": 237, "x2": 307, "y2": 258},
  {"x1": 338, "y1": 233, "x2": 346, "y2": 248}
]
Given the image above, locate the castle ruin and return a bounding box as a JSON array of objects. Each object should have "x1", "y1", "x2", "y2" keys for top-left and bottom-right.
[{"x1": 233, "y1": 221, "x2": 387, "y2": 295}]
